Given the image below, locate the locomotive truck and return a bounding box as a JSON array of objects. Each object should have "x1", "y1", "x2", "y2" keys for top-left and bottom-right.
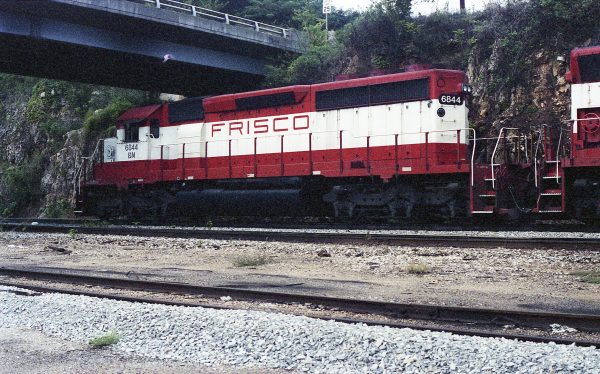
[{"x1": 75, "y1": 45, "x2": 600, "y2": 222}]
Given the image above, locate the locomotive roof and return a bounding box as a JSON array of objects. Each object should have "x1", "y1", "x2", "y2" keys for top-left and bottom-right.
[
  {"x1": 120, "y1": 69, "x2": 468, "y2": 119},
  {"x1": 203, "y1": 85, "x2": 310, "y2": 113},
  {"x1": 571, "y1": 45, "x2": 600, "y2": 58},
  {"x1": 311, "y1": 69, "x2": 464, "y2": 91},
  {"x1": 203, "y1": 69, "x2": 465, "y2": 113},
  {"x1": 117, "y1": 104, "x2": 161, "y2": 122}
]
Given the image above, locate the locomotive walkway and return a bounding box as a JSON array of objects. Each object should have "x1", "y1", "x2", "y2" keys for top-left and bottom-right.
[{"x1": 0, "y1": 0, "x2": 305, "y2": 95}]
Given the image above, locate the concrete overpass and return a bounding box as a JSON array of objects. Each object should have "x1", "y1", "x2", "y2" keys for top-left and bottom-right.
[{"x1": 0, "y1": 0, "x2": 306, "y2": 95}]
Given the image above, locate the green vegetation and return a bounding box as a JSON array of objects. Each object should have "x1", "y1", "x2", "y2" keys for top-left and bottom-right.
[
  {"x1": 0, "y1": 77, "x2": 151, "y2": 217},
  {"x1": 89, "y1": 331, "x2": 121, "y2": 348},
  {"x1": 571, "y1": 271, "x2": 600, "y2": 284},
  {"x1": 83, "y1": 89, "x2": 154, "y2": 142},
  {"x1": 0, "y1": 153, "x2": 44, "y2": 217},
  {"x1": 68, "y1": 228, "x2": 78, "y2": 239},
  {"x1": 185, "y1": 0, "x2": 360, "y2": 30},
  {"x1": 265, "y1": 0, "x2": 599, "y2": 89},
  {"x1": 83, "y1": 98, "x2": 135, "y2": 140},
  {"x1": 232, "y1": 254, "x2": 272, "y2": 267},
  {"x1": 26, "y1": 80, "x2": 90, "y2": 123},
  {"x1": 44, "y1": 198, "x2": 71, "y2": 218},
  {"x1": 407, "y1": 262, "x2": 430, "y2": 274},
  {"x1": 182, "y1": 0, "x2": 228, "y2": 12}
]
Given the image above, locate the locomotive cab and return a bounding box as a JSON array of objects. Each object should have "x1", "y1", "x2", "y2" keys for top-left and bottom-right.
[
  {"x1": 563, "y1": 46, "x2": 600, "y2": 219},
  {"x1": 97, "y1": 104, "x2": 164, "y2": 186},
  {"x1": 568, "y1": 46, "x2": 600, "y2": 151},
  {"x1": 104, "y1": 105, "x2": 162, "y2": 163}
]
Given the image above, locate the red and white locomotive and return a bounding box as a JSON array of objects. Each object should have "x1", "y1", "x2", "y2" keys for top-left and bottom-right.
[{"x1": 78, "y1": 46, "x2": 600, "y2": 221}]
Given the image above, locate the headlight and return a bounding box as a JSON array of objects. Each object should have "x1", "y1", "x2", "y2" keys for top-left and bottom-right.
[{"x1": 461, "y1": 84, "x2": 473, "y2": 94}]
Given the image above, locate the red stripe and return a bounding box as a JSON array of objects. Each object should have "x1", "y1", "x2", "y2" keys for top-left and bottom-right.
[{"x1": 93, "y1": 143, "x2": 469, "y2": 187}]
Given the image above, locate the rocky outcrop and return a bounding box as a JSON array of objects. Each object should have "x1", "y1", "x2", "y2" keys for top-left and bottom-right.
[
  {"x1": 467, "y1": 44, "x2": 572, "y2": 134},
  {"x1": 40, "y1": 129, "x2": 85, "y2": 216},
  {"x1": 0, "y1": 89, "x2": 42, "y2": 165}
]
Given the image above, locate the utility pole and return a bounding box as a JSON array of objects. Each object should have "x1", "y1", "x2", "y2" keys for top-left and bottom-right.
[{"x1": 460, "y1": 0, "x2": 466, "y2": 12}]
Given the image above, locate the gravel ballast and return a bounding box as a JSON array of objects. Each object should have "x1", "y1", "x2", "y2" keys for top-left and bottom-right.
[
  {"x1": 0, "y1": 286, "x2": 598, "y2": 373},
  {"x1": 115, "y1": 224, "x2": 600, "y2": 239},
  {"x1": 3, "y1": 231, "x2": 600, "y2": 313}
]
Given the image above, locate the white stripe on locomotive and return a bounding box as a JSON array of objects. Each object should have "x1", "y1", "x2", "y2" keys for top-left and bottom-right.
[{"x1": 107, "y1": 99, "x2": 468, "y2": 163}]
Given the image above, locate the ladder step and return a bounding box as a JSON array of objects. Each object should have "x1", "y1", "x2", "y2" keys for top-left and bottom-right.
[
  {"x1": 479, "y1": 191, "x2": 497, "y2": 197},
  {"x1": 542, "y1": 175, "x2": 561, "y2": 179},
  {"x1": 540, "y1": 189, "x2": 562, "y2": 196},
  {"x1": 484, "y1": 178, "x2": 496, "y2": 181},
  {"x1": 539, "y1": 208, "x2": 563, "y2": 213},
  {"x1": 472, "y1": 206, "x2": 495, "y2": 214},
  {"x1": 545, "y1": 160, "x2": 560, "y2": 164}
]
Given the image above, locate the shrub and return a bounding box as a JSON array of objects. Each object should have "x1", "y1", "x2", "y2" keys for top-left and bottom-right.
[
  {"x1": 83, "y1": 98, "x2": 135, "y2": 140},
  {"x1": 0, "y1": 153, "x2": 44, "y2": 217},
  {"x1": 44, "y1": 198, "x2": 71, "y2": 218},
  {"x1": 89, "y1": 331, "x2": 121, "y2": 348},
  {"x1": 26, "y1": 79, "x2": 91, "y2": 124},
  {"x1": 232, "y1": 254, "x2": 272, "y2": 267},
  {"x1": 407, "y1": 262, "x2": 430, "y2": 274},
  {"x1": 571, "y1": 271, "x2": 600, "y2": 284}
]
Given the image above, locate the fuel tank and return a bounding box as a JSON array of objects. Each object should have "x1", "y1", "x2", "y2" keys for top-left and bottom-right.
[{"x1": 176, "y1": 188, "x2": 305, "y2": 216}]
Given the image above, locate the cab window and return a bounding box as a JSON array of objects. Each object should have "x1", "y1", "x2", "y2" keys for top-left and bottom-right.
[
  {"x1": 150, "y1": 119, "x2": 160, "y2": 138},
  {"x1": 579, "y1": 55, "x2": 600, "y2": 83},
  {"x1": 124, "y1": 121, "x2": 141, "y2": 142}
]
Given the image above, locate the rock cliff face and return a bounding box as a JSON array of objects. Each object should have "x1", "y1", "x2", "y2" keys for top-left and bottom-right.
[
  {"x1": 0, "y1": 76, "x2": 149, "y2": 217},
  {"x1": 0, "y1": 83, "x2": 40, "y2": 165},
  {"x1": 40, "y1": 129, "x2": 85, "y2": 216},
  {"x1": 467, "y1": 44, "x2": 572, "y2": 133}
]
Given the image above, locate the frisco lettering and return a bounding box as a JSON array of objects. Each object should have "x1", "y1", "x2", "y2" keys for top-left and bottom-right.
[{"x1": 211, "y1": 115, "x2": 310, "y2": 137}]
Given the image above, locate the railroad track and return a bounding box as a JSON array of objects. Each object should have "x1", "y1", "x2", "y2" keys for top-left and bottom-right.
[
  {"x1": 1, "y1": 219, "x2": 599, "y2": 250},
  {"x1": 0, "y1": 266, "x2": 598, "y2": 346},
  {"x1": 0, "y1": 217, "x2": 591, "y2": 232}
]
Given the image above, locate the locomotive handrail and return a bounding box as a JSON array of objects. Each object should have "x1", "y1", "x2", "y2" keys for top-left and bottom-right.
[
  {"x1": 533, "y1": 126, "x2": 545, "y2": 188},
  {"x1": 131, "y1": 0, "x2": 290, "y2": 38},
  {"x1": 464, "y1": 128, "x2": 478, "y2": 186},
  {"x1": 166, "y1": 128, "x2": 471, "y2": 147},
  {"x1": 76, "y1": 140, "x2": 101, "y2": 184},
  {"x1": 554, "y1": 129, "x2": 563, "y2": 184},
  {"x1": 533, "y1": 123, "x2": 566, "y2": 187},
  {"x1": 150, "y1": 128, "x2": 471, "y2": 178},
  {"x1": 490, "y1": 127, "x2": 519, "y2": 189},
  {"x1": 73, "y1": 139, "x2": 104, "y2": 204}
]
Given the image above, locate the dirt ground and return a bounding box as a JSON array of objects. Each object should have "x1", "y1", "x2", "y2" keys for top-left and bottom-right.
[{"x1": 1, "y1": 231, "x2": 599, "y2": 313}]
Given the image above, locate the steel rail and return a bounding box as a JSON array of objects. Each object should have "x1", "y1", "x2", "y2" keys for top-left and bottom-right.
[
  {"x1": 0, "y1": 266, "x2": 598, "y2": 346},
  {"x1": 1, "y1": 220, "x2": 599, "y2": 250},
  {"x1": 0, "y1": 218, "x2": 99, "y2": 226}
]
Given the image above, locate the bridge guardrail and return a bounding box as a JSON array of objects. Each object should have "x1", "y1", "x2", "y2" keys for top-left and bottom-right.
[{"x1": 132, "y1": 0, "x2": 291, "y2": 38}]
